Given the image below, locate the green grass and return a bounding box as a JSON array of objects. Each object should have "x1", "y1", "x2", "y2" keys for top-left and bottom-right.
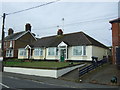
[{"x1": 3, "y1": 61, "x2": 81, "y2": 68}]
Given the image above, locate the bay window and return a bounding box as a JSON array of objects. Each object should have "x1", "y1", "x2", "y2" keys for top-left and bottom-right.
[
  {"x1": 19, "y1": 49, "x2": 27, "y2": 56},
  {"x1": 73, "y1": 46, "x2": 86, "y2": 56},
  {"x1": 48, "y1": 47, "x2": 55, "y2": 56},
  {"x1": 34, "y1": 48, "x2": 43, "y2": 56}
]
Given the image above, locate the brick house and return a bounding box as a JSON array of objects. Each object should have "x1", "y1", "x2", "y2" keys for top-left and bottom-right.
[
  {"x1": 109, "y1": 18, "x2": 120, "y2": 66},
  {"x1": 4, "y1": 23, "x2": 37, "y2": 58}
]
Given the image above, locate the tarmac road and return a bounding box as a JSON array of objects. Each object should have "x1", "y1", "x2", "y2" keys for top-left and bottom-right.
[
  {"x1": 1, "y1": 72, "x2": 119, "y2": 89},
  {"x1": 1, "y1": 73, "x2": 67, "y2": 89}
]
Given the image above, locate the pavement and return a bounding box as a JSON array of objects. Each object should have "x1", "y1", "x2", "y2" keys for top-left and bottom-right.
[{"x1": 59, "y1": 62, "x2": 120, "y2": 86}]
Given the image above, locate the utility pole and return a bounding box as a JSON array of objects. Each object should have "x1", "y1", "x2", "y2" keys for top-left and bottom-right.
[{"x1": 1, "y1": 13, "x2": 6, "y2": 72}]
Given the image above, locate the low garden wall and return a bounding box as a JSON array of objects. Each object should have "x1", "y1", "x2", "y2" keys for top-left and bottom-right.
[{"x1": 4, "y1": 64, "x2": 85, "y2": 78}]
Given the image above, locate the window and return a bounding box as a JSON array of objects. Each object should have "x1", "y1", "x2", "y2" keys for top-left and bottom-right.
[
  {"x1": 73, "y1": 46, "x2": 86, "y2": 56},
  {"x1": 6, "y1": 50, "x2": 13, "y2": 57},
  {"x1": 10, "y1": 41, "x2": 12, "y2": 47},
  {"x1": 73, "y1": 46, "x2": 82, "y2": 55},
  {"x1": 34, "y1": 48, "x2": 43, "y2": 56},
  {"x1": 19, "y1": 49, "x2": 27, "y2": 56},
  {"x1": 48, "y1": 48, "x2": 55, "y2": 56}
]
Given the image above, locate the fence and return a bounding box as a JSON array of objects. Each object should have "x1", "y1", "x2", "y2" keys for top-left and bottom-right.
[{"x1": 79, "y1": 59, "x2": 107, "y2": 77}]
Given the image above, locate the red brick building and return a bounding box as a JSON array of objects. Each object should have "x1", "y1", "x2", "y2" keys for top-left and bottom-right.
[
  {"x1": 4, "y1": 23, "x2": 37, "y2": 59},
  {"x1": 109, "y1": 18, "x2": 120, "y2": 66}
]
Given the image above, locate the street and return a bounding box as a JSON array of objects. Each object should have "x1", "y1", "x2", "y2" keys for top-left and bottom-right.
[
  {"x1": 1, "y1": 72, "x2": 119, "y2": 89},
  {"x1": 1, "y1": 73, "x2": 67, "y2": 89}
]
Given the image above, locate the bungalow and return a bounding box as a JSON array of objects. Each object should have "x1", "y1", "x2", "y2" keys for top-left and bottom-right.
[{"x1": 18, "y1": 29, "x2": 110, "y2": 62}]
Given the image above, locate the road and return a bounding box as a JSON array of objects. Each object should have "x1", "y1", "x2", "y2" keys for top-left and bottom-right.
[
  {"x1": 1, "y1": 74, "x2": 67, "y2": 89},
  {"x1": 1, "y1": 72, "x2": 119, "y2": 89}
]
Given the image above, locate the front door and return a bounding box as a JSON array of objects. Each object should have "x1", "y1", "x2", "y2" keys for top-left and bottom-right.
[{"x1": 60, "y1": 49, "x2": 66, "y2": 62}]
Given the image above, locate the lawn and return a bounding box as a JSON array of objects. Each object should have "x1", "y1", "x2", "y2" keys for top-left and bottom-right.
[{"x1": 3, "y1": 61, "x2": 81, "y2": 69}]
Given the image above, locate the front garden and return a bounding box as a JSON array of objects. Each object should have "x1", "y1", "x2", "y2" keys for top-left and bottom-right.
[{"x1": 3, "y1": 59, "x2": 82, "y2": 69}]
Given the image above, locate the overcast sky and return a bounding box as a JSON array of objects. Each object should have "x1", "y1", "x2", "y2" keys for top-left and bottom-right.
[{"x1": 0, "y1": 0, "x2": 119, "y2": 46}]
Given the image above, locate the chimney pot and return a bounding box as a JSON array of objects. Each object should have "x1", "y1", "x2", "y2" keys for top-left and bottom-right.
[
  {"x1": 57, "y1": 29, "x2": 63, "y2": 35},
  {"x1": 25, "y1": 23, "x2": 31, "y2": 31},
  {"x1": 8, "y1": 28, "x2": 14, "y2": 35}
]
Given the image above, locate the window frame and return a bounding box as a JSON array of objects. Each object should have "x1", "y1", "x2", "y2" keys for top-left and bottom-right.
[
  {"x1": 72, "y1": 46, "x2": 86, "y2": 56},
  {"x1": 9, "y1": 41, "x2": 12, "y2": 47},
  {"x1": 48, "y1": 47, "x2": 56, "y2": 56},
  {"x1": 6, "y1": 49, "x2": 13, "y2": 57},
  {"x1": 19, "y1": 49, "x2": 27, "y2": 56},
  {"x1": 34, "y1": 48, "x2": 43, "y2": 56}
]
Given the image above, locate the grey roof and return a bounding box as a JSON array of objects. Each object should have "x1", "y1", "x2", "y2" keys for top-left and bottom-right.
[
  {"x1": 4, "y1": 31, "x2": 26, "y2": 41},
  {"x1": 32, "y1": 32, "x2": 108, "y2": 49}
]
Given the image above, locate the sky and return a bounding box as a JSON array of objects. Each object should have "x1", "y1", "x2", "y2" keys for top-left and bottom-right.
[{"x1": 0, "y1": 0, "x2": 119, "y2": 46}]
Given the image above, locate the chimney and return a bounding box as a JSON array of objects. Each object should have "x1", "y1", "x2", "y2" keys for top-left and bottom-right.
[
  {"x1": 57, "y1": 29, "x2": 63, "y2": 35},
  {"x1": 8, "y1": 28, "x2": 14, "y2": 35},
  {"x1": 25, "y1": 23, "x2": 31, "y2": 31}
]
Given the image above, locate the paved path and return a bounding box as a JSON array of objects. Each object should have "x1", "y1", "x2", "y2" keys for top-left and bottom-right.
[
  {"x1": 79, "y1": 63, "x2": 120, "y2": 86},
  {"x1": 60, "y1": 62, "x2": 120, "y2": 86}
]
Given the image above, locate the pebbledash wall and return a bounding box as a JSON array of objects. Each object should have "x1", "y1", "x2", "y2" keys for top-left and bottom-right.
[{"x1": 4, "y1": 64, "x2": 85, "y2": 78}]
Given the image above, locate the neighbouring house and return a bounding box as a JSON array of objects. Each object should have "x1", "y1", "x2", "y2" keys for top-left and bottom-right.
[
  {"x1": 18, "y1": 29, "x2": 110, "y2": 62},
  {"x1": 4, "y1": 23, "x2": 37, "y2": 59},
  {"x1": 109, "y1": 18, "x2": 120, "y2": 65}
]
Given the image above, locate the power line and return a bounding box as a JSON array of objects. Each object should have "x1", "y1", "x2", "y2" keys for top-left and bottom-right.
[
  {"x1": 32, "y1": 15, "x2": 117, "y2": 31},
  {"x1": 6, "y1": 0, "x2": 60, "y2": 16}
]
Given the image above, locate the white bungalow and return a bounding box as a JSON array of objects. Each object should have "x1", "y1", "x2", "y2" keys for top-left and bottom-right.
[{"x1": 18, "y1": 29, "x2": 110, "y2": 62}]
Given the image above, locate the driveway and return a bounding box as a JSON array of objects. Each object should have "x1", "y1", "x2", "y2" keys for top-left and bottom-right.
[{"x1": 59, "y1": 62, "x2": 120, "y2": 86}]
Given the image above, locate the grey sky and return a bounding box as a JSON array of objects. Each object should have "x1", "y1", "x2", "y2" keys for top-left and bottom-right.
[{"x1": 0, "y1": 1, "x2": 118, "y2": 46}]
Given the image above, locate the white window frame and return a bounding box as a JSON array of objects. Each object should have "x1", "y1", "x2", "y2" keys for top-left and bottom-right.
[
  {"x1": 72, "y1": 46, "x2": 86, "y2": 56},
  {"x1": 6, "y1": 49, "x2": 13, "y2": 57},
  {"x1": 19, "y1": 49, "x2": 27, "y2": 56},
  {"x1": 34, "y1": 48, "x2": 43, "y2": 56},
  {"x1": 10, "y1": 41, "x2": 12, "y2": 47},
  {"x1": 48, "y1": 47, "x2": 56, "y2": 56}
]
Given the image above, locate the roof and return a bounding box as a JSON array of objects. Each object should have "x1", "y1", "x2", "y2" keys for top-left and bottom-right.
[
  {"x1": 31, "y1": 32, "x2": 108, "y2": 49},
  {"x1": 4, "y1": 31, "x2": 37, "y2": 41},
  {"x1": 109, "y1": 18, "x2": 120, "y2": 23}
]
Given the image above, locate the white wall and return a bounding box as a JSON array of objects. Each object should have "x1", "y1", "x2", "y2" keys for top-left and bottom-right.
[
  {"x1": 18, "y1": 45, "x2": 110, "y2": 61},
  {"x1": 4, "y1": 64, "x2": 85, "y2": 78},
  {"x1": 92, "y1": 46, "x2": 109, "y2": 60}
]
